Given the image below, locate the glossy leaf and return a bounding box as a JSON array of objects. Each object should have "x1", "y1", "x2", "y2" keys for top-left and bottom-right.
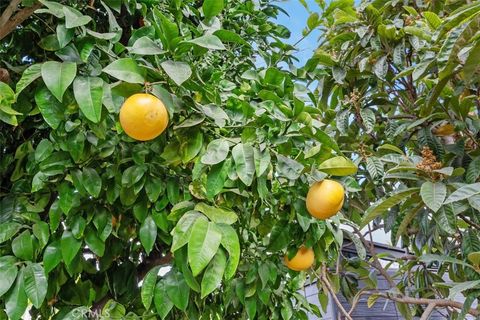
[
  {"x1": 103, "y1": 58, "x2": 145, "y2": 83},
  {"x1": 0, "y1": 256, "x2": 18, "y2": 297},
  {"x1": 43, "y1": 240, "x2": 62, "y2": 273},
  {"x1": 5, "y1": 268, "x2": 27, "y2": 320},
  {"x1": 41, "y1": 61, "x2": 76, "y2": 101},
  {"x1": 217, "y1": 224, "x2": 240, "y2": 280},
  {"x1": 12, "y1": 230, "x2": 33, "y2": 261},
  {"x1": 154, "y1": 281, "x2": 174, "y2": 319},
  {"x1": 23, "y1": 263, "x2": 47, "y2": 308},
  {"x1": 140, "y1": 216, "x2": 157, "y2": 255},
  {"x1": 73, "y1": 76, "x2": 104, "y2": 123},
  {"x1": 141, "y1": 266, "x2": 160, "y2": 310},
  {"x1": 203, "y1": 0, "x2": 225, "y2": 19},
  {"x1": 201, "y1": 248, "x2": 227, "y2": 298},
  {"x1": 188, "y1": 219, "x2": 222, "y2": 276},
  {"x1": 232, "y1": 143, "x2": 255, "y2": 186},
  {"x1": 195, "y1": 202, "x2": 238, "y2": 225},
  {"x1": 0, "y1": 222, "x2": 21, "y2": 244},
  {"x1": 61, "y1": 230, "x2": 81, "y2": 265}
]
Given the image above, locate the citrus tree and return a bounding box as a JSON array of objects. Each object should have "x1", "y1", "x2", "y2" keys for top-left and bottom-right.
[
  {"x1": 0, "y1": 0, "x2": 346, "y2": 319},
  {"x1": 1, "y1": 0, "x2": 480, "y2": 319},
  {"x1": 302, "y1": 0, "x2": 480, "y2": 318}
]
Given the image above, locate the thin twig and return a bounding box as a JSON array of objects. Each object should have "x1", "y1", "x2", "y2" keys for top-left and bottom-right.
[
  {"x1": 314, "y1": 265, "x2": 353, "y2": 320},
  {"x1": 348, "y1": 290, "x2": 480, "y2": 317},
  {"x1": 351, "y1": 225, "x2": 396, "y2": 288},
  {"x1": 459, "y1": 214, "x2": 480, "y2": 230}
]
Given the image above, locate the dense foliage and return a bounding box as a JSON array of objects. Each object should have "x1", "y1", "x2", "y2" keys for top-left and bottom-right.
[
  {"x1": 1, "y1": 0, "x2": 480, "y2": 319},
  {"x1": 0, "y1": 0, "x2": 328, "y2": 319},
  {"x1": 305, "y1": 0, "x2": 480, "y2": 318}
]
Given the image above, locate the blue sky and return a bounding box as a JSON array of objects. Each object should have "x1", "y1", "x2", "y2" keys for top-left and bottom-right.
[{"x1": 275, "y1": 0, "x2": 322, "y2": 65}]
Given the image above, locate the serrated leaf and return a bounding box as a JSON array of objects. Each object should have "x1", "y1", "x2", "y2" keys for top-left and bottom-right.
[
  {"x1": 420, "y1": 254, "x2": 474, "y2": 269},
  {"x1": 420, "y1": 181, "x2": 446, "y2": 212},
  {"x1": 435, "y1": 204, "x2": 456, "y2": 234},
  {"x1": 444, "y1": 183, "x2": 480, "y2": 204},
  {"x1": 448, "y1": 280, "x2": 480, "y2": 299},
  {"x1": 367, "y1": 294, "x2": 380, "y2": 308},
  {"x1": 366, "y1": 157, "x2": 384, "y2": 179},
  {"x1": 466, "y1": 158, "x2": 480, "y2": 183},
  {"x1": 360, "y1": 108, "x2": 375, "y2": 133},
  {"x1": 361, "y1": 188, "x2": 420, "y2": 228},
  {"x1": 423, "y1": 11, "x2": 442, "y2": 29},
  {"x1": 345, "y1": 230, "x2": 366, "y2": 260}
]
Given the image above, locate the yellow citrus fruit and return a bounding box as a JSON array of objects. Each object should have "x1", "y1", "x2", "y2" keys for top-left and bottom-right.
[
  {"x1": 284, "y1": 246, "x2": 315, "y2": 271},
  {"x1": 119, "y1": 93, "x2": 168, "y2": 141},
  {"x1": 306, "y1": 179, "x2": 344, "y2": 220},
  {"x1": 433, "y1": 123, "x2": 455, "y2": 136}
]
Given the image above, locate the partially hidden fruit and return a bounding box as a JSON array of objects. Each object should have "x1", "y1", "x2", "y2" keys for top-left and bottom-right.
[
  {"x1": 432, "y1": 123, "x2": 455, "y2": 136},
  {"x1": 119, "y1": 93, "x2": 169, "y2": 141},
  {"x1": 306, "y1": 179, "x2": 344, "y2": 220},
  {"x1": 468, "y1": 252, "x2": 480, "y2": 266},
  {"x1": 284, "y1": 246, "x2": 314, "y2": 271}
]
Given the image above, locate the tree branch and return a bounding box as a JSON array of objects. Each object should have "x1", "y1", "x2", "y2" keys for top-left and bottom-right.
[
  {"x1": 315, "y1": 265, "x2": 353, "y2": 320},
  {"x1": 0, "y1": 1, "x2": 42, "y2": 41},
  {"x1": 351, "y1": 226, "x2": 397, "y2": 288},
  {"x1": 459, "y1": 214, "x2": 480, "y2": 230},
  {"x1": 420, "y1": 303, "x2": 436, "y2": 320},
  {"x1": 0, "y1": 0, "x2": 22, "y2": 27},
  {"x1": 349, "y1": 290, "x2": 480, "y2": 318}
]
